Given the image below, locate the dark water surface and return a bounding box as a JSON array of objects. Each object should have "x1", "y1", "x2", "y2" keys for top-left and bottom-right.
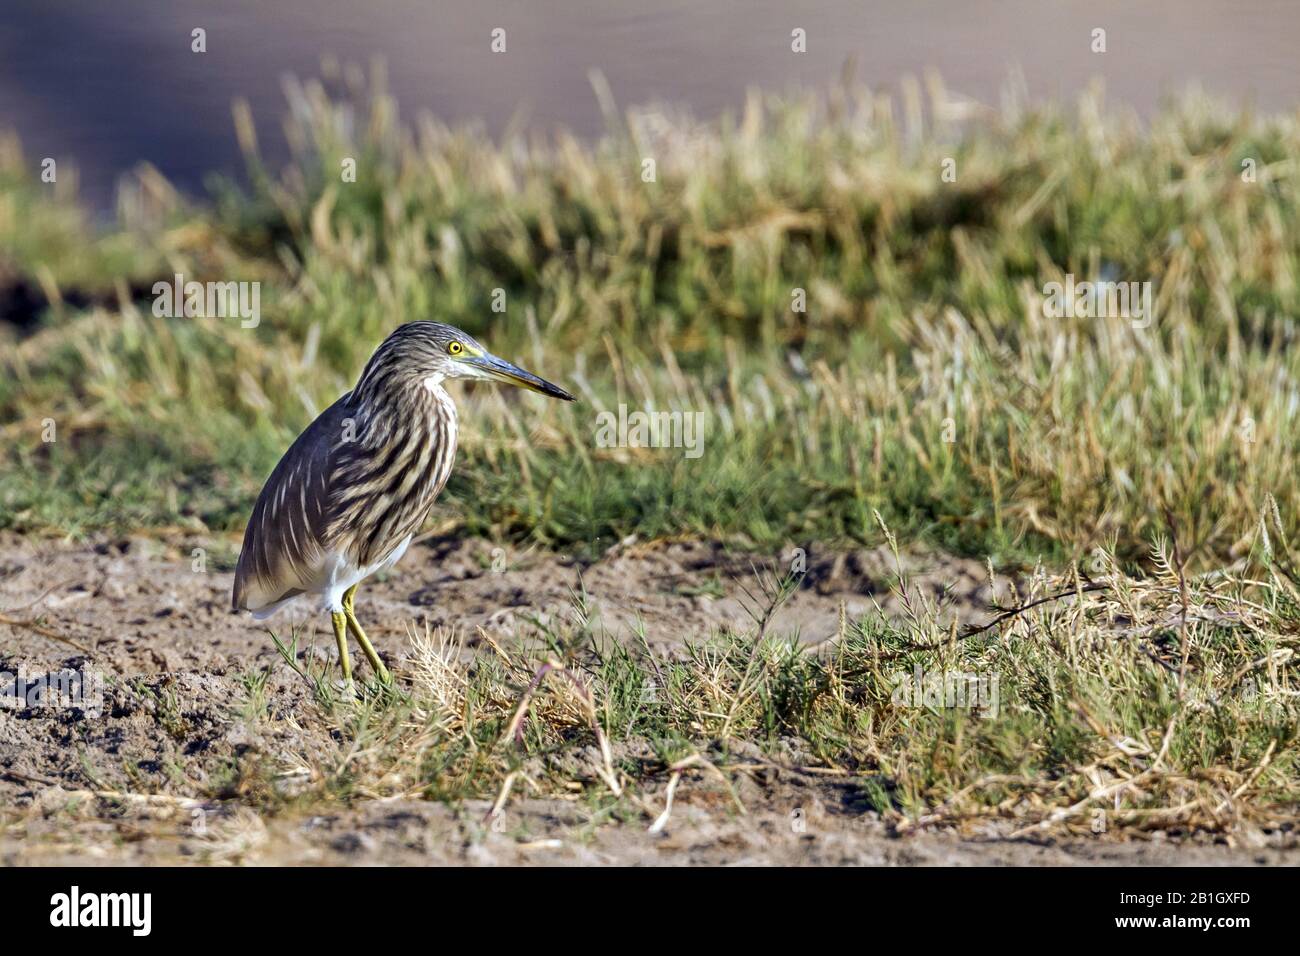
[{"x1": 1, "y1": 1, "x2": 1297, "y2": 209}]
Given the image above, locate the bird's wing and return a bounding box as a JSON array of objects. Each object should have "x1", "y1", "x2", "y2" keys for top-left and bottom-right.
[{"x1": 232, "y1": 396, "x2": 354, "y2": 612}]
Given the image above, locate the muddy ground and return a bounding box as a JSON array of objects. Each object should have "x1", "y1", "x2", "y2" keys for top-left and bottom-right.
[{"x1": 0, "y1": 532, "x2": 1295, "y2": 866}]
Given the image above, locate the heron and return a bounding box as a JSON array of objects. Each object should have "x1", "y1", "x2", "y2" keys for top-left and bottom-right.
[{"x1": 232, "y1": 320, "x2": 574, "y2": 685}]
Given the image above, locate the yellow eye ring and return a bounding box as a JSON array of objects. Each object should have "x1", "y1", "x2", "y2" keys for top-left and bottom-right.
[{"x1": 448, "y1": 342, "x2": 463, "y2": 355}]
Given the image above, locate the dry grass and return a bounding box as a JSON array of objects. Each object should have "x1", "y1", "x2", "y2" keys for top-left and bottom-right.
[{"x1": 232, "y1": 511, "x2": 1298, "y2": 841}]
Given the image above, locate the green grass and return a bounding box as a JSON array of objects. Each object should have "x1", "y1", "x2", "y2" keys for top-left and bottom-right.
[{"x1": 3, "y1": 73, "x2": 1300, "y2": 571}]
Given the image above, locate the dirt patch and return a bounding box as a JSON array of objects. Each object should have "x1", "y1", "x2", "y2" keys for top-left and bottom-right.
[
  {"x1": 0, "y1": 533, "x2": 1005, "y2": 674},
  {"x1": 1, "y1": 534, "x2": 1295, "y2": 866},
  {"x1": 6, "y1": 783, "x2": 1294, "y2": 866}
]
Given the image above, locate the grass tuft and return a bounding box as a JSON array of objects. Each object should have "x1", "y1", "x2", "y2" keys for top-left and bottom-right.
[{"x1": 237, "y1": 522, "x2": 1299, "y2": 840}]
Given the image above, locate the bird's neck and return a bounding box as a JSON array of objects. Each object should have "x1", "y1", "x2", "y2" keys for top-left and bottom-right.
[
  {"x1": 346, "y1": 375, "x2": 458, "y2": 451},
  {"x1": 417, "y1": 375, "x2": 457, "y2": 424}
]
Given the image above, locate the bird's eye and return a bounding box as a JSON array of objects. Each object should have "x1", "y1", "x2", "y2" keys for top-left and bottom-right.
[{"x1": 448, "y1": 342, "x2": 463, "y2": 355}]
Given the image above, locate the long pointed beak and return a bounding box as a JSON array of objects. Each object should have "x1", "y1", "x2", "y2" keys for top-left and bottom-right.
[{"x1": 467, "y1": 353, "x2": 575, "y2": 401}]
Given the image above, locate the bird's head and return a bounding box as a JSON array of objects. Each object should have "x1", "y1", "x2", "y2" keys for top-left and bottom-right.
[{"x1": 357, "y1": 321, "x2": 575, "y2": 402}]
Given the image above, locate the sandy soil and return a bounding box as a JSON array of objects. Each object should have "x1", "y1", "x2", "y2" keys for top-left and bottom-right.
[
  {"x1": 0, "y1": 533, "x2": 1295, "y2": 866},
  {"x1": 0, "y1": 533, "x2": 1005, "y2": 673}
]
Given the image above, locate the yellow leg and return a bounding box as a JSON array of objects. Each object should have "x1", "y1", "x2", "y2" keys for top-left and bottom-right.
[
  {"x1": 331, "y1": 610, "x2": 353, "y2": 685},
  {"x1": 343, "y1": 584, "x2": 392, "y2": 683}
]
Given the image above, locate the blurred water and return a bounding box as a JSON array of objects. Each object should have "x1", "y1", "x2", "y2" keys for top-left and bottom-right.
[{"x1": 0, "y1": 0, "x2": 1297, "y2": 210}]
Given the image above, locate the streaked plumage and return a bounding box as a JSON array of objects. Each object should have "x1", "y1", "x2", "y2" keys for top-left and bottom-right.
[{"x1": 232, "y1": 320, "x2": 573, "y2": 684}]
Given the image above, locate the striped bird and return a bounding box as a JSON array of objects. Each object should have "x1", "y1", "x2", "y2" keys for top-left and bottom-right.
[{"x1": 232, "y1": 321, "x2": 573, "y2": 685}]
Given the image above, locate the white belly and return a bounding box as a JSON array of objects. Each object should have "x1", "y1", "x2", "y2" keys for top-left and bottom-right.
[{"x1": 250, "y1": 533, "x2": 413, "y2": 620}]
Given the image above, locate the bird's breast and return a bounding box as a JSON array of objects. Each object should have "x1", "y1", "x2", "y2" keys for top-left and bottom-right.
[{"x1": 329, "y1": 386, "x2": 459, "y2": 568}]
